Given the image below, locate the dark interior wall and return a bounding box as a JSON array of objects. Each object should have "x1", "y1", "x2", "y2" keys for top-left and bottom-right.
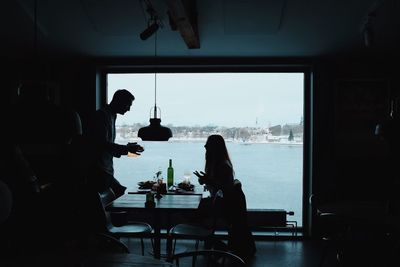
[
  {"x1": 2, "y1": 55, "x2": 398, "y2": 236},
  {"x1": 312, "y1": 57, "x2": 398, "y2": 205},
  {"x1": 2, "y1": 58, "x2": 97, "y2": 132},
  {"x1": 3, "y1": 56, "x2": 396, "y2": 197}
]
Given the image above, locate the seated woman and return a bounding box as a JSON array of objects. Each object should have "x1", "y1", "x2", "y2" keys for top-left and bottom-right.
[
  {"x1": 194, "y1": 134, "x2": 256, "y2": 261},
  {"x1": 194, "y1": 134, "x2": 234, "y2": 199}
]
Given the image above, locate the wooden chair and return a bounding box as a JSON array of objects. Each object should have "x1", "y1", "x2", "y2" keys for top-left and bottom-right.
[
  {"x1": 173, "y1": 250, "x2": 245, "y2": 267},
  {"x1": 169, "y1": 222, "x2": 215, "y2": 254},
  {"x1": 97, "y1": 188, "x2": 153, "y2": 255},
  {"x1": 169, "y1": 193, "x2": 222, "y2": 255},
  {"x1": 88, "y1": 232, "x2": 130, "y2": 254}
]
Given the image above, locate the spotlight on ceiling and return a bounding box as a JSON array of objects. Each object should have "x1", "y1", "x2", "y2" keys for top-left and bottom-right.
[{"x1": 140, "y1": 22, "x2": 160, "y2": 40}]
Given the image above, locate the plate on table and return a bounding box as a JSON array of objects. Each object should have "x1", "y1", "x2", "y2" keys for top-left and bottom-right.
[
  {"x1": 174, "y1": 188, "x2": 195, "y2": 194},
  {"x1": 177, "y1": 182, "x2": 194, "y2": 191},
  {"x1": 137, "y1": 180, "x2": 156, "y2": 190},
  {"x1": 136, "y1": 188, "x2": 151, "y2": 193}
]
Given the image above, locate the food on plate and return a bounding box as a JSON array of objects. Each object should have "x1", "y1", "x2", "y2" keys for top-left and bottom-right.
[
  {"x1": 177, "y1": 181, "x2": 194, "y2": 191},
  {"x1": 138, "y1": 180, "x2": 156, "y2": 189}
]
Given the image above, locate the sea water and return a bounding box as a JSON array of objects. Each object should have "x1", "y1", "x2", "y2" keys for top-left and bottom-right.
[{"x1": 114, "y1": 141, "x2": 303, "y2": 225}]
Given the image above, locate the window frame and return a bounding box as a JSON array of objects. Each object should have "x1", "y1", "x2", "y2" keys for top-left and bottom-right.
[{"x1": 97, "y1": 63, "x2": 313, "y2": 236}]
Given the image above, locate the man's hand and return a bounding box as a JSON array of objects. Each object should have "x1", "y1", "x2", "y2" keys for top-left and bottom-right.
[{"x1": 127, "y1": 142, "x2": 144, "y2": 155}]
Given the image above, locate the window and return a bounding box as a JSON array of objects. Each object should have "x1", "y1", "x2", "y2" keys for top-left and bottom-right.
[{"x1": 107, "y1": 72, "x2": 304, "y2": 226}]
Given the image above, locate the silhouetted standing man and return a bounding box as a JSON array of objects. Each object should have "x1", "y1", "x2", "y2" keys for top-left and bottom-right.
[{"x1": 88, "y1": 89, "x2": 144, "y2": 196}]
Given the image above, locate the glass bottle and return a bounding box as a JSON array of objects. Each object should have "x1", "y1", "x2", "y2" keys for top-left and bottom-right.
[{"x1": 167, "y1": 159, "x2": 174, "y2": 189}]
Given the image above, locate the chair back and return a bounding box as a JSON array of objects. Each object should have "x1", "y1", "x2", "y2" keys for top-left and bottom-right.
[
  {"x1": 173, "y1": 249, "x2": 245, "y2": 267},
  {"x1": 197, "y1": 190, "x2": 224, "y2": 232},
  {"x1": 99, "y1": 187, "x2": 117, "y2": 207},
  {"x1": 225, "y1": 179, "x2": 256, "y2": 261},
  {"x1": 224, "y1": 179, "x2": 247, "y2": 222},
  {"x1": 97, "y1": 188, "x2": 119, "y2": 231}
]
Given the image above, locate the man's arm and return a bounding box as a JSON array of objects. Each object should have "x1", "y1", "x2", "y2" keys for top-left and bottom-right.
[{"x1": 91, "y1": 111, "x2": 143, "y2": 157}]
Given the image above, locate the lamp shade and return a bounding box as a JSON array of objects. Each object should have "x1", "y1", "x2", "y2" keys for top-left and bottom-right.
[
  {"x1": 138, "y1": 25, "x2": 172, "y2": 141},
  {"x1": 138, "y1": 118, "x2": 172, "y2": 141}
]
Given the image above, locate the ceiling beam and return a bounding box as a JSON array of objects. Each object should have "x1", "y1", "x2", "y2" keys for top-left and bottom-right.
[{"x1": 167, "y1": 0, "x2": 200, "y2": 49}]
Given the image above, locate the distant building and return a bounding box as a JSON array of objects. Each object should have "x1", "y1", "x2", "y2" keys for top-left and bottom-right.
[{"x1": 269, "y1": 125, "x2": 282, "y2": 136}]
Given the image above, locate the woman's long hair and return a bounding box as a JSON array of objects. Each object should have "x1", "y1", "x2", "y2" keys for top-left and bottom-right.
[{"x1": 204, "y1": 135, "x2": 234, "y2": 177}]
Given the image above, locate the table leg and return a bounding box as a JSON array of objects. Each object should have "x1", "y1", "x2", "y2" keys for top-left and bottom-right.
[
  {"x1": 166, "y1": 213, "x2": 172, "y2": 261},
  {"x1": 153, "y1": 212, "x2": 161, "y2": 259},
  {"x1": 151, "y1": 211, "x2": 184, "y2": 261}
]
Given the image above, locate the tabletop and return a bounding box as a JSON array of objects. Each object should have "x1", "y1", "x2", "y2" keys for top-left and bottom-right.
[
  {"x1": 129, "y1": 185, "x2": 204, "y2": 195},
  {"x1": 109, "y1": 193, "x2": 202, "y2": 211}
]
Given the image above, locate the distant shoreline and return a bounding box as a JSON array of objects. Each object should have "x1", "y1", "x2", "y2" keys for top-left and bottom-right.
[{"x1": 116, "y1": 137, "x2": 303, "y2": 145}]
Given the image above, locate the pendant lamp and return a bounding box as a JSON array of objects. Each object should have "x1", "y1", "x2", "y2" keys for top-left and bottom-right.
[{"x1": 138, "y1": 31, "x2": 172, "y2": 141}]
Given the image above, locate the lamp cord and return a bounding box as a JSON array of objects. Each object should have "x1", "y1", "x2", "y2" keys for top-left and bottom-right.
[
  {"x1": 34, "y1": 0, "x2": 37, "y2": 59},
  {"x1": 154, "y1": 31, "x2": 157, "y2": 107},
  {"x1": 154, "y1": 30, "x2": 158, "y2": 118}
]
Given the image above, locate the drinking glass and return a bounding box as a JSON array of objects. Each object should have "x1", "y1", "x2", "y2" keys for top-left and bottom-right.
[{"x1": 183, "y1": 170, "x2": 191, "y2": 183}]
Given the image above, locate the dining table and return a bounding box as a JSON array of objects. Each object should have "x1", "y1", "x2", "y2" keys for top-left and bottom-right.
[
  {"x1": 107, "y1": 192, "x2": 203, "y2": 259},
  {"x1": 131, "y1": 182, "x2": 204, "y2": 195}
]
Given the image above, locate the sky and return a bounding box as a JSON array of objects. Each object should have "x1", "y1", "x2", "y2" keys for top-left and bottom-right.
[{"x1": 108, "y1": 73, "x2": 304, "y2": 128}]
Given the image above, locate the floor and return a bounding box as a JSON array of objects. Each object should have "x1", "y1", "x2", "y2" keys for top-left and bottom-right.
[
  {"x1": 120, "y1": 235, "x2": 399, "y2": 267},
  {"x1": 122, "y1": 237, "x2": 321, "y2": 266},
  {"x1": 1, "y1": 234, "x2": 397, "y2": 266}
]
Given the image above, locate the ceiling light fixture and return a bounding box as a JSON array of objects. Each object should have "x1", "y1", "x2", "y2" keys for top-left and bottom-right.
[
  {"x1": 140, "y1": 21, "x2": 159, "y2": 40},
  {"x1": 138, "y1": 16, "x2": 172, "y2": 141},
  {"x1": 139, "y1": 0, "x2": 160, "y2": 40}
]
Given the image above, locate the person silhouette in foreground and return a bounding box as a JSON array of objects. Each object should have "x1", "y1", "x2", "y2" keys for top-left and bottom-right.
[
  {"x1": 14, "y1": 80, "x2": 82, "y2": 144},
  {"x1": 194, "y1": 134, "x2": 256, "y2": 261},
  {"x1": 9, "y1": 81, "x2": 84, "y2": 250},
  {"x1": 87, "y1": 89, "x2": 144, "y2": 197},
  {"x1": 12, "y1": 80, "x2": 84, "y2": 195}
]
